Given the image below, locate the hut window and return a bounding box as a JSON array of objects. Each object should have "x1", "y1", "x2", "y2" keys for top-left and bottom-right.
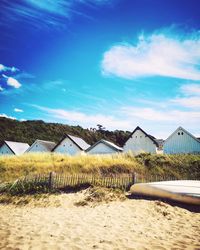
[
  {"x1": 36, "y1": 145, "x2": 38, "y2": 147},
  {"x1": 140, "y1": 136, "x2": 142, "y2": 138},
  {"x1": 181, "y1": 132, "x2": 184, "y2": 135},
  {"x1": 63, "y1": 145, "x2": 65, "y2": 147},
  {"x1": 135, "y1": 136, "x2": 137, "y2": 138},
  {"x1": 178, "y1": 132, "x2": 180, "y2": 135},
  {"x1": 70, "y1": 144, "x2": 72, "y2": 146}
]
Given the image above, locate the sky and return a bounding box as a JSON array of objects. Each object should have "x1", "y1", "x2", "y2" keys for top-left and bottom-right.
[{"x1": 0, "y1": 0, "x2": 200, "y2": 139}]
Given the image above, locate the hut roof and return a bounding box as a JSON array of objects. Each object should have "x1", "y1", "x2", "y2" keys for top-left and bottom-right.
[
  {"x1": 4, "y1": 141, "x2": 29, "y2": 155},
  {"x1": 86, "y1": 139, "x2": 123, "y2": 152},
  {"x1": 52, "y1": 134, "x2": 90, "y2": 151}
]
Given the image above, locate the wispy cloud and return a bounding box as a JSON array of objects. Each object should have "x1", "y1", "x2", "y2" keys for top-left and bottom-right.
[
  {"x1": 171, "y1": 96, "x2": 200, "y2": 108},
  {"x1": 25, "y1": 0, "x2": 71, "y2": 16},
  {"x1": 0, "y1": 63, "x2": 19, "y2": 73},
  {"x1": 32, "y1": 104, "x2": 132, "y2": 130},
  {"x1": 170, "y1": 83, "x2": 200, "y2": 108},
  {"x1": 102, "y1": 30, "x2": 200, "y2": 80},
  {"x1": 14, "y1": 108, "x2": 24, "y2": 113},
  {"x1": 120, "y1": 82, "x2": 200, "y2": 137},
  {"x1": 0, "y1": 86, "x2": 4, "y2": 91},
  {"x1": 180, "y1": 83, "x2": 200, "y2": 96},
  {"x1": 15, "y1": 72, "x2": 35, "y2": 80},
  {"x1": 31, "y1": 101, "x2": 200, "y2": 139},
  {"x1": 0, "y1": 0, "x2": 114, "y2": 29},
  {"x1": 137, "y1": 83, "x2": 200, "y2": 109},
  {"x1": 121, "y1": 106, "x2": 200, "y2": 124}
]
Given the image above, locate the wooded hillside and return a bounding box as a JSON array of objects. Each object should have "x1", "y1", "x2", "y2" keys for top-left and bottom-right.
[{"x1": 0, "y1": 117, "x2": 131, "y2": 147}]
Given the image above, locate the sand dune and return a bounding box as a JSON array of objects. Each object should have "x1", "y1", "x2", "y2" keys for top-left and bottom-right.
[{"x1": 0, "y1": 191, "x2": 200, "y2": 250}]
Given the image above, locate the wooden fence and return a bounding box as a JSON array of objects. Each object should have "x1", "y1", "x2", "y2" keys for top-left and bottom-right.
[
  {"x1": 18, "y1": 172, "x2": 185, "y2": 191},
  {"x1": 21, "y1": 173, "x2": 136, "y2": 191}
]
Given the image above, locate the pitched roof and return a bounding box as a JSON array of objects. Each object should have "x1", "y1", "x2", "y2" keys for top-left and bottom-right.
[
  {"x1": 124, "y1": 126, "x2": 159, "y2": 147},
  {"x1": 86, "y1": 139, "x2": 123, "y2": 152},
  {"x1": 4, "y1": 141, "x2": 30, "y2": 155},
  {"x1": 27, "y1": 140, "x2": 56, "y2": 152},
  {"x1": 52, "y1": 134, "x2": 90, "y2": 151},
  {"x1": 164, "y1": 127, "x2": 200, "y2": 144}
]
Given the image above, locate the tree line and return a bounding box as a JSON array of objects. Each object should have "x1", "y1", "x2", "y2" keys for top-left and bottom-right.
[{"x1": 0, "y1": 117, "x2": 131, "y2": 147}]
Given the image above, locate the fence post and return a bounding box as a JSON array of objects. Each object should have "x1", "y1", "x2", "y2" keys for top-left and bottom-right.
[
  {"x1": 49, "y1": 172, "x2": 55, "y2": 190},
  {"x1": 132, "y1": 172, "x2": 137, "y2": 185}
]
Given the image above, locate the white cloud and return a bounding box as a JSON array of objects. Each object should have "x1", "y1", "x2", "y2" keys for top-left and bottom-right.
[
  {"x1": 0, "y1": 86, "x2": 4, "y2": 91},
  {"x1": 102, "y1": 32, "x2": 200, "y2": 80},
  {"x1": 6, "y1": 77, "x2": 21, "y2": 88},
  {"x1": 0, "y1": 63, "x2": 19, "y2": 73},
  {"x1": 14, "y1": 108, "x2": 24, "y2": 113},
  {"x1": 0, "y1": 113, "x2": 16, "y2": 120}
]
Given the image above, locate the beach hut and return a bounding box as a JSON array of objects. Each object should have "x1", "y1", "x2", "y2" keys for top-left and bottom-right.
[
  {"x1": 86, "y1": 139, "x2": 123, "y2": 155},
  {"x1": 52, "y1": 134, "x2": 90, "y2": 155},
  {"x1": 26, "y1": 139, "x2": 56, "y2": 153},
  {"x1": 123, "y1": 126, "x2": 159, "y2": 154},
  {"x1": 163, "y1": 127, "x2": 200, "y2": 154},
  {"x1": 0, "y1": 140, "x2": 29, "y2": 155}
]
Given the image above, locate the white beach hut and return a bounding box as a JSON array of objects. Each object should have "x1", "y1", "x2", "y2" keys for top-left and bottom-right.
[
  {"x1": 52, "y1": 134, "x2": 90, "y2": 155},
  {"x1": 26, "y1": 139, "x2": 56, "y2": 153},
  {"x1": 86, "y1": 139, "x2": 123, "y2": 155},
  {"x1": 0, "y1": 141, "x2": 30, "y2": 155},
  {"x1": 123, "y1": 126, "x2": 159, "y2": 154},
  {"x1": 163, "y1": 127, "x2": 200, "y2": 154}
]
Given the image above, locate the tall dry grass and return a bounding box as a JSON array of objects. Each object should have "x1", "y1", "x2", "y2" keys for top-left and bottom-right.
[
  {"x1": 0, "y1": 152, "x2": 143, "y2": 182},
  {"x1": 0, "y1": 152, "x2": 199, "y2": 183},
  {"x1": 135, "y1": 153, "x2": 200, "y2": 179}
]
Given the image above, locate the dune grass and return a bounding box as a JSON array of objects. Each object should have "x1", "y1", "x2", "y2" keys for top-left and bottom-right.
[
  {"x1": 135, "y1": 153, "x2": 200, "y2": 179},
  {"x1": 0, "y1": 152, "x2": 199, "y2": 184},
  {"x1": 0, "y1": 152, "x2": 143, "y2": 182}
]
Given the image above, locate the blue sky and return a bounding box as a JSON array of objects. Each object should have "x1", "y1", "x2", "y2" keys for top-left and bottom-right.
[{"x1": 0, "y1": 0, "x2": 200, "y2": 138}]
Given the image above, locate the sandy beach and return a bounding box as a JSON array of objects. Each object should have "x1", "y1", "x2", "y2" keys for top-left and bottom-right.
[{"x1": 0, "y1": 190, "x2": 200, "y2": 250}]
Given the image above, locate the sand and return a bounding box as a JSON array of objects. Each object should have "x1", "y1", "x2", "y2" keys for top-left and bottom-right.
[{"x1": 0, "y1": 191, "x2": 200, "y2": 250}]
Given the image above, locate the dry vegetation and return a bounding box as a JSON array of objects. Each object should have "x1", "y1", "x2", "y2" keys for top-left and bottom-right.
[
  {"x1": 0, "y1": 152, "x2": 143, "y2": 182},
  {"x1": 0, "y1": 153, "x2": 200, "y2": 184},
  {"x1": 0, "y1": 186, "x2": 126, "y2": 207},
  {"x1": 74, "y1": 186, "x2": 126, "y2": 206}
]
